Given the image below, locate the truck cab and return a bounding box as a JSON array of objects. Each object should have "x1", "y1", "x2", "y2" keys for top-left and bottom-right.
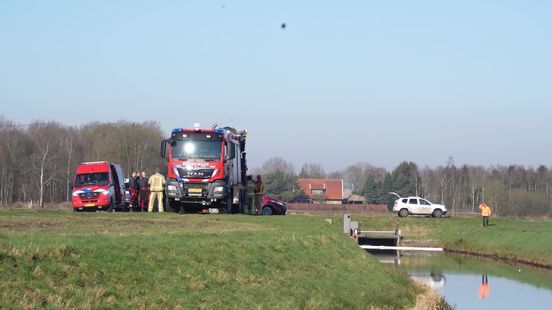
[
  {"x1": 161, "y1": 124, "x2": 247, "y2": 213},
  {"x1": 72, "y1": 161, "x2": 126, "y2": 212}
]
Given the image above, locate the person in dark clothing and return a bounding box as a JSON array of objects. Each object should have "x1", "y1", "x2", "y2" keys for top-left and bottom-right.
[
  {"x1": 130, "y1": 170, "x2": 140, "y2": 210},
  {"x1": 133, "y1": 171, "x2": 140, "y2": 191},
  {"x1": 245, "y1": 175, "x2": 255, "y2": 214},
  {"x1": 254, "y1": 175, "x2": 264, "y2": 213},
  {"x1": 138, "y1": 171, "x2": 149, "y2": 212}
]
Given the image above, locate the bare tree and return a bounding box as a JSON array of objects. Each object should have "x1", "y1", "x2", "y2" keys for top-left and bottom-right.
[
  {"x1": 299, "y1": 163, "x2": 326, "y2": 179},
  {"x1": 261, "y1": 157, "x2": 295, "y2": 174}
]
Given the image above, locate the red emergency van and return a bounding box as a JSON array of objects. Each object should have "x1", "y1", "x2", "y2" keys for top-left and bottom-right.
[{"x1": 71, "y1": 161, "x2": 126, "y2": 211}]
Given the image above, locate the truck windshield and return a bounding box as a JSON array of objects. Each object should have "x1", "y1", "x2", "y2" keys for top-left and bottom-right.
[
  {"x1": 171, "y1": 140, "x2": 222, "y2": 160},
  {"x1": 75, "y1": 173, "x2": 108, "y2": 186}
]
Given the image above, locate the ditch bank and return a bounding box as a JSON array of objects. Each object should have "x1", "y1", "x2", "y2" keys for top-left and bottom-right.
[{"x1": 443, "y1": 248, "x2": 552, "y2": 270}]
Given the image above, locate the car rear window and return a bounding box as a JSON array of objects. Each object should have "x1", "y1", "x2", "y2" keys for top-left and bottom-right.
[
  {"x1": 408, "y1": 198, "x2": 418, "y2": 204},
  {"x1": 402, "y1": 198, "x2": 408, "y2": 203}
]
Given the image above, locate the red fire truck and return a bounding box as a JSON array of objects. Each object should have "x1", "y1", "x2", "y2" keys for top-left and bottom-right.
[{"x1": 160, "y1": 124, "x2": 248, "y2": 213}]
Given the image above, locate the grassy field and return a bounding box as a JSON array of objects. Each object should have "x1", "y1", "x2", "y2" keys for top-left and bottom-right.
[
  {"x1": 0, "y1": 210, "x2": 422, "y2": 309},
  {"x1": 353, "y1": 215, "x2": 552, "y2": 267}
]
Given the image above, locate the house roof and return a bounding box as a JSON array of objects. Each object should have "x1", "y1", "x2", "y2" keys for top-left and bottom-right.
[
  {"x1": 297, "y1": 178, "x2": 344, "y2": 200},
  {"x1": 343, "y1": 189, "x2": 353, "y2": 199}
]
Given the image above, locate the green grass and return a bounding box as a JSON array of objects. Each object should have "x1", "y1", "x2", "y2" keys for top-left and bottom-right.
[
  {"x1": 354, "y1": 215, "x2": 552, "y2": 267},
  {"x1": 0, "y1": 210, "x2": 419, "y2": 309}
]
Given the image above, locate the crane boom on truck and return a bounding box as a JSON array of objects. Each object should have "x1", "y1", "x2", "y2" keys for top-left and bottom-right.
[{"x1": 160, "y1": 124, "x2": 248, "y2": 213}]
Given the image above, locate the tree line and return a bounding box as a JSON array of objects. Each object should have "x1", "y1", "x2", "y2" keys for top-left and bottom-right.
[
  {"x1": 2, "y1": 117, "x2": 551, "y2": 216},
  {"x1": 257, "y1": 157, "x2": 552, "y2": 217},
  {"x1": 0, "y1": 118, "x2": 164, "y2": 207}
]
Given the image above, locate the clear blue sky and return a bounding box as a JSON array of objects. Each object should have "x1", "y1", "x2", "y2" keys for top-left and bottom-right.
[{"x1": 1, "y1": 1, "x2": 551, "y2": 171}]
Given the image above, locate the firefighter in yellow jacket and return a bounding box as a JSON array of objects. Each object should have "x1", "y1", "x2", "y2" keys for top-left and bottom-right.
[
  {"x1": 478, "y1": 202, "x2": 492, "y2": 227},
  {"x1": 148, "y1": 169, "x2": 166, "y2": 212}
]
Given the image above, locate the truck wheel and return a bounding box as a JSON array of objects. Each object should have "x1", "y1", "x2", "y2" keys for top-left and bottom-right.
[
  {"x1": 225, "y1": 188, "x2": 233, "y2": 214},
  {"x1": 398, "y1": 208, "x2": 409, "y2": 217},
  {"x1": 165, "y1": 199, "x2": 174, "y2": 213},
  {"x1": 432, "y1": 209, "x2": 443, "y2": 218},
  {"x1": 173, "y1": 204, "x2": 182, "y2": 214},
  {"x1": 262, "y1": 206, "x2": 273, "y2": 215}
]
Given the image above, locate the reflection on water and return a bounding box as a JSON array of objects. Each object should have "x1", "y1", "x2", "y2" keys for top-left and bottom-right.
[
  {"x1": 479, "y1": 274, "x2": 489, "y2": 299},
  {"x1": 368, "y1": 251, "x2": 552, "y2": 309},
  {"x1": 367, "y1": 249, "x2": 401, "y2": 265},
  {"x1": 409, "y1": 271, "x2": 446, "y2": 291}
]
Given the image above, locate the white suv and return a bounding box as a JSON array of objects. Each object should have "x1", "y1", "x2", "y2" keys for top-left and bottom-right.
[{"x1": 390, "y1": 192, "x2": 447, "y2": 218}]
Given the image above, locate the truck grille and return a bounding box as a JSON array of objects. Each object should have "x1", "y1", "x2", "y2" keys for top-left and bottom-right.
[
  {"x1": 79, "y1": 192, "x2": 100, "y2": 199},
  {"x1": 177, "y1": 168, "x2": 215, "y2": 179}
]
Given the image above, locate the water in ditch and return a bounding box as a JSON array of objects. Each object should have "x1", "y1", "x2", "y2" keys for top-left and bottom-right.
[{"x1": 371, "y1": 251, "x2": 552, "y2": 309}]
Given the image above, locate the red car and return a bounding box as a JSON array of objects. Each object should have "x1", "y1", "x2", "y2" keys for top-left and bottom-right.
[{"x1": 261, "y1": 196, "x2": 288, "y2": 215}]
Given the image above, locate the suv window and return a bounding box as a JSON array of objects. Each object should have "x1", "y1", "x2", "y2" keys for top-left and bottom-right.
[
  {"x1": 419, "y1": 199, "x2": 431, "y2": 205},
  {"x1": 401, "y1": 198, "x2": 408, "y2": 203},
  {"x1": 408, "y1": 198, "x2": 418, "y2": 204}
]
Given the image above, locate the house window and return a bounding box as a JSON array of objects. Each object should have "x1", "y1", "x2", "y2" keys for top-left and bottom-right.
[{"x1": 311, "y1": 189, "x2": 325, "y2": 196}]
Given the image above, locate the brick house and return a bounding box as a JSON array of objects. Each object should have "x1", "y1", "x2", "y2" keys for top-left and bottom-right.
[{"x1": 296, "y1": 178, "x2": 344, "y2": 204}]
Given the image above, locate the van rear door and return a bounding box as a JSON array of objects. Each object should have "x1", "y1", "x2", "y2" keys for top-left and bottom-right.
[{"x1": 109, "y1": 164, "x2": 123, "y2": 206}]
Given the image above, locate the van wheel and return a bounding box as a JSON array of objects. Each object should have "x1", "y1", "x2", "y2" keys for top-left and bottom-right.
[
  {"x1": 432, "y1": 209, "x2": 443, "y2": 218},
  {"x1": 398, "y1": 208, "x2": 409, "y2": 217}
]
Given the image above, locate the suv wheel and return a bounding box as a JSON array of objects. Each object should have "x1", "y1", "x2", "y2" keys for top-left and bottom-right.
[
  {"x1": 432, "y1": 209, "x2": 443, "y2": 218},
  {"x1": 398, "y1": 208, "x2": 409, "y2": 217}
]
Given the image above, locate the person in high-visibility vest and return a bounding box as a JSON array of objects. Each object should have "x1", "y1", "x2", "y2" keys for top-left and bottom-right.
[
  {"x1": 245, "y1": 175, "x2": 255, "y2": 214},
  {"x1": 478, "y1": 202, "x2": 492, "y2": 227},
  {"x1": 148, "y1": 169, "x2": 166, "y2": 212}
]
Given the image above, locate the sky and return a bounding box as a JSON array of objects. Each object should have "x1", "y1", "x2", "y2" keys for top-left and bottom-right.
[{"x1": 1, "y1": 1, "x2": 552, "y2": 172}]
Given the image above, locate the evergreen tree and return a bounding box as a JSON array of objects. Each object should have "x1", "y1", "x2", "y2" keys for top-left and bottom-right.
[
  {"x1": 363, "y1": 174, "x2": 379, "y2": 204},
  {"x1": 381, "y1": 172, "x2": 394, "y2": 211},
  {"x1": 391, "y1": 161, "x2": 420, "y2": 197}
]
